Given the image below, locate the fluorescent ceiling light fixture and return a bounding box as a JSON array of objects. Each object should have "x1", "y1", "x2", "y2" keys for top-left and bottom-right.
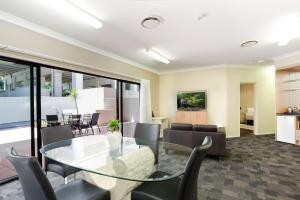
[
  {"x1": 146, "y1": 49, "x2": 170, "y2": 64},
  {"x1": 275, "y1": 13, "x2": 300, "y2": 46},
  {"x1": 44, "y1": 0, "x2": 103, "y2": 29}
]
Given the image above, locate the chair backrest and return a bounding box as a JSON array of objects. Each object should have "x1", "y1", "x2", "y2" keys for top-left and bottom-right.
[
  {"x1": 134, "y1": 123, "x2": 161, "y2": 141},
  {"x1": 177, "y1": 136, "x2": 212, "y2": 200},
  {"x1": 41, "y1": 125, "x2": 73, "y2": 146},
  {"x1": 70, "y1": 114, "x2": 81, "y2": 124},
  {"x1": 41, "y1": 125, "x2": 73, "y2": 168},
  {"x1": 83, "y1": 114, "x2": 92, "y2": 123},
  {"x1": 134, "y1": 123, "x2": 161, "y2": 164},
  {"x1": 7, "y1": 148, "x2": 57, "y2": 200},
  {"x1": 46, "y1": 115, "x2": 58, "y2": 122},
  {"x1": 90, "y1": 113, "x2": 100, "y2": 126},
  {"x1": 62, "y1": 113, "x2": 72, "y2": 124}
]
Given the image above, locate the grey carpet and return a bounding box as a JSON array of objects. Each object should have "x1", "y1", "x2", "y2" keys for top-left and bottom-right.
[{"x1": 1, "y1": 134, "x2": 300, "y2": 200}]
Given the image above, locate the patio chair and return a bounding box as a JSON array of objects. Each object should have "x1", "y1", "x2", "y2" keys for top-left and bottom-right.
[
  {"x1": 62, "y1": 113, "x2": 72, "y2": 125},
  {"x1": 46, "y1": 115, "x2": 61, "y2": 127},
  {"x1": 80, "y1": 114, "x2": 92, "y2": 135},
  {"x1": 80, "y1": 113, "x2": 101, "y2": 135},
  {"x1": 70, "y1": 114, "x2": 82, "y2": 136}
]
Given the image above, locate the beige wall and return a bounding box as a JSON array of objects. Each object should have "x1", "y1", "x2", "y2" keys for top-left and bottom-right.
[
  {"x1": 159, "y1": 68, "x2": 228, "y2": 128},
  {"x1": 227, "y1": 66, "x2": 276, "y2": 137},
  {"x1": 159, "y1": 66, "x2": 276, "y2": 138},
  {"x1": 0, "y1": 20, "x2": 159, "y2": 114}
]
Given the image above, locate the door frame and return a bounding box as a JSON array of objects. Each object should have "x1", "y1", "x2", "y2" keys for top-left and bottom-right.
[{"x1": 239, "y1": 82, "x2": 257, "y2": 136}]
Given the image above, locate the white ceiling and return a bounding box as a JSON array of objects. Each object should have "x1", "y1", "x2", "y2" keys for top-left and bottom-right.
[{"x1": 0, "y1": 0, "x2": 300, "y2": 73}]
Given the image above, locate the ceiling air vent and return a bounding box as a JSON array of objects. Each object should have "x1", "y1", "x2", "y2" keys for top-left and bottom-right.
[
  {"x1": 240, "y1": 40, "x2": 258, "y2": 48},
  {"x1": 141, "y1": 16, "x2": 163, "y2": 29}
]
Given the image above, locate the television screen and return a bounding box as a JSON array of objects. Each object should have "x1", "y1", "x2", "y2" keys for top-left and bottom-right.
[{"x1": 177, "y1": 91, "x2": 206, "y2": 111}]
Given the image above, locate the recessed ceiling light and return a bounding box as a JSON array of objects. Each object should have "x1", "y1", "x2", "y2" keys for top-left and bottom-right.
[
  {"x1": 146, "y1": 49, "x2": 170, "y2": 64},
  {"x1": 141, "y1": 16, "x2": 163, "y2": 29},
  {"x1": 240, "y1": 40, "x2": 259, "y2": 48}
]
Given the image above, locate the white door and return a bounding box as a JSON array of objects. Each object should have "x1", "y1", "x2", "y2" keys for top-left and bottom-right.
[{"x1": 277, "y1": 116, "x2": 296, "y2": 144}]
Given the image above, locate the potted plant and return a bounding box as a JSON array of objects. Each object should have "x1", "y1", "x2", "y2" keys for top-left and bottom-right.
[{"x1": 107, "y1": 119, "x2": 122, "y2": 149}]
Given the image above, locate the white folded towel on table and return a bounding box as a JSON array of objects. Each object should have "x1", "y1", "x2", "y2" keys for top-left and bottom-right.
[{"x1": 84, "y1": 146, "x2": 155, "y2": 200}]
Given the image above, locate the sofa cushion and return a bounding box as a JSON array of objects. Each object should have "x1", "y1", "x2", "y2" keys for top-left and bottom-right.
[
  {"x1": 193, "y1": 125, "x2": 218, "y2": 132},
  {"x1": 170, "y1": 123, "x2": 193, "y2": 131}
]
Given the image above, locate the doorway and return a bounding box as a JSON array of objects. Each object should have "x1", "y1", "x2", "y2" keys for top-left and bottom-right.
[{"x1": 240, "y1": 83, "x2": 255, "y2": 137}]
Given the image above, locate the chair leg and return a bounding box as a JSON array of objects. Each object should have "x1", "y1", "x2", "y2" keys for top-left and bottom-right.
[
  {"x1": 64, "y1": 177, "x2": 68, "y2": 184},
  {"x1": 97, "y1": 125, "x2": 101, "y2": 134},
  {"x1": 91, "y1": 126, "x2": 95, "y2": 135}
]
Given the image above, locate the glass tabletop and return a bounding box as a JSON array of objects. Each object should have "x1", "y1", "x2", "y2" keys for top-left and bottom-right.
[{"x1": 40, "y1": 135, "x2": 192, "y2": 182}]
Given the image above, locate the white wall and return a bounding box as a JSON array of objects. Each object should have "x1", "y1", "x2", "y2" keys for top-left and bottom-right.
[
  {"x1": 0, "y1": 97, "x2": 31, "y2": 123},
  {"x1": 159, "y1": 66, "x2": 276, "y2": 138},
  {"x1": 41, "y1": 96, "x2": 76, "y2": 119},
  {"x1": 77, "y1": 88, "x2": 105, "y2": 114},
  {"x1": 0, "y1": 96, "x2": 76, "y2": 123}
]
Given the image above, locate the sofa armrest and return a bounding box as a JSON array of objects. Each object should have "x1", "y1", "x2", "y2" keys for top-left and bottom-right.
[{"x1": 217, "y1": 127, "x2": 226, "y2": 134}]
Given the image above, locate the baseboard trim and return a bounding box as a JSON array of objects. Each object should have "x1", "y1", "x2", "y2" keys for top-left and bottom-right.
[
  {"x1": 254, "y1": 132, "x2": 275, "y2": 136},
  {"x1": 226, "y1": 132, "x2": 275, "y2": 138},
  {"x1": 226, "y1": 135, "x2": 240, "y2": 138}
]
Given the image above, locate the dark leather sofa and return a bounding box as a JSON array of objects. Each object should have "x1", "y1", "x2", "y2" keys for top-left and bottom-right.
[{"x1": 163, "y1": 123, "x2": 226, "y2": 156}]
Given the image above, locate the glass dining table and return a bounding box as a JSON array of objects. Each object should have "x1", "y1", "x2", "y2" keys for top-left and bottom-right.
[{"x1": 40, "y1": 135, "x2": 192, "y2": 182}]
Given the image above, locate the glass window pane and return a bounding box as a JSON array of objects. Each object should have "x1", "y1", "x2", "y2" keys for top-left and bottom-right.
[
  {"x1": 40, "y1": 68, "x2": 117, "y2": 135},
  {"x1": 0, "y1": 60, "x2": 32, "y2": 182},
  {"x1": 122, "y1": 82, "x2": 140, "y2": 137}
]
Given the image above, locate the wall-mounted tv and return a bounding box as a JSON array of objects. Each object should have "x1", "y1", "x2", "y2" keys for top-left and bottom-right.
[{"x1": 177, "y1": 91, "x2": 206, "y2": 111}]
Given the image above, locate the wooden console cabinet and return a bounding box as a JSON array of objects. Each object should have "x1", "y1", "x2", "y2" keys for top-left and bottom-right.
[{"x1": 176, "y1": 111, "x2": 207, "y2": 124}]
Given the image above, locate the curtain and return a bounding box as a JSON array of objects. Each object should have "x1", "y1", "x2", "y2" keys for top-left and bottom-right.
[{"x1": 139, "y1": 79, "x2": 152, "y2": 123}]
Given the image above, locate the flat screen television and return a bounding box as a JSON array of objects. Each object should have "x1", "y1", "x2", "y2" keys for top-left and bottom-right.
[{"x1": 177, "y1": 91, "x2": 206, "y2": 111}]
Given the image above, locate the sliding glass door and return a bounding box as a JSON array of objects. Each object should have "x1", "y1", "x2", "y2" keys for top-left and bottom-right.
[
  {"x1": 0, "y1": 56, "x2": 140, "y2": 183},
  {"x1": 40, "y1": 66, "x2": 118, "y2": 135},
  {"x1": 0, "y1": 60, "x2": 34, "y2": 182}
]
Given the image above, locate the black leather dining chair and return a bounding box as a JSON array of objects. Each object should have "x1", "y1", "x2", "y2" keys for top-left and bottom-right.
[
  {"x1": 134, "y1": 123, "x2": 161, "y2": 164},
  {"x1": 7, "y1": 147, "x2": 110, "y2": 200},
  {"x1": 131, "y1": 136, "x2": 212, "y2": 200},
  {"x1": 41, "y1": 125, "x2": 80, "y2": 184}
]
